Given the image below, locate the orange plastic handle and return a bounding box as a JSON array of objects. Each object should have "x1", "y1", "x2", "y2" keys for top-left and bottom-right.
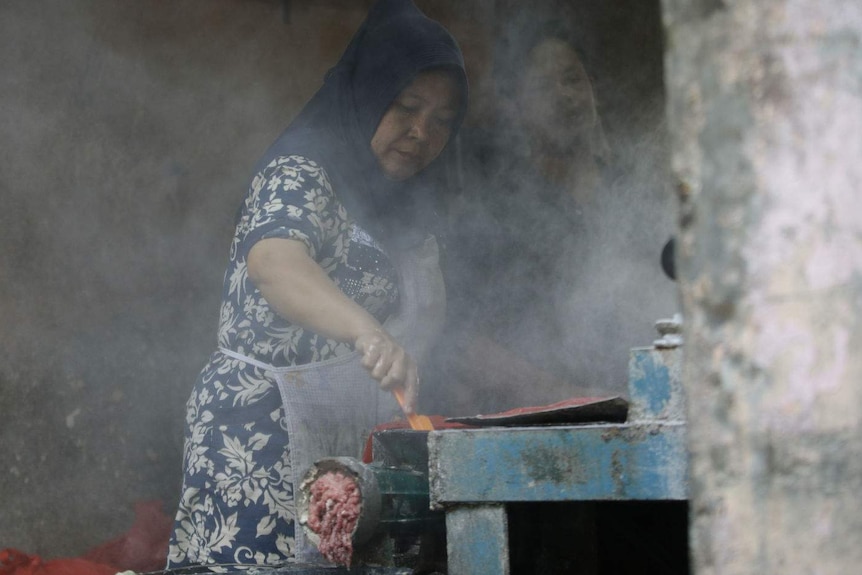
[{"x1": 392, "y1": 387, "x2": 433, "y2": 431}]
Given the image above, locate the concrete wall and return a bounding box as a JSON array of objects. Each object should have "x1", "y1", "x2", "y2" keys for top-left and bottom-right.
[{"x1": 662, "y1": 0, "x2": 862, "y2": 572}]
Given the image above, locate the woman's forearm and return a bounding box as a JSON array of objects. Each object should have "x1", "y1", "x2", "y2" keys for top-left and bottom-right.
[
  {"x1": 248, "y1": 237, "x2": 419, "y2": 410},
  {"x1": 247, "y1": 237, "x2": 382, "y2": 343}
]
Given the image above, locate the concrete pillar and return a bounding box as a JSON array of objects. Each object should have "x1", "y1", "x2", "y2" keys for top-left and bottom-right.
[{"x1": 661, "y1": 0, "x2": 862, "y2": 573}]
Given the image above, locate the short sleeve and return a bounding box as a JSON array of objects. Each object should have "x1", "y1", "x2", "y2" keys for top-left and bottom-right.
[{"x1": 234, "y1": 155, "x2": 342, "y2": 261}]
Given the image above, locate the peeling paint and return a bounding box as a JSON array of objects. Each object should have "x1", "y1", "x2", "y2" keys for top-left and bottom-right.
[{"x1": 522, "y1": 446, "x2": 585, "y2": 484}]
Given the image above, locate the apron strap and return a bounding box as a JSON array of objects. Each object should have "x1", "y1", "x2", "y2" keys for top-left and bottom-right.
[{"x1": 218, "y1": 347, "x2": 275, "y2": 371}]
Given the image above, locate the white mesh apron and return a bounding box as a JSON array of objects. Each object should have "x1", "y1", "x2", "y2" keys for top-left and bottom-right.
[{"x1": 219, "y1": 233, "x2": 445, "y2": 564}]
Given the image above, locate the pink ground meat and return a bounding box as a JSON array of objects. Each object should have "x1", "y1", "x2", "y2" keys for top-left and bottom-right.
[{"x1": 307, "y1": 471, "x2": 362, "y2": 566}]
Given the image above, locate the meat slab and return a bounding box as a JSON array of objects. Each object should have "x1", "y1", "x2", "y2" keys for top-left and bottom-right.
[{"x1": 306, "y1": 470, "x2": 362, "y2": 566}]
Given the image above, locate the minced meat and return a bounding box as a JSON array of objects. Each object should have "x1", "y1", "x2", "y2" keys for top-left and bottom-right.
[{"x1": 306, "y1": 471, "x2": 362, "y2": 566}]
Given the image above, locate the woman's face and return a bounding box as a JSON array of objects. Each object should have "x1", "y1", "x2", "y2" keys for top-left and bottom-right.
[
  {"x1": 371, "y1": 69, "x2": 460, "y2": 181},
  {"x1": 516, "y1": 38, "x2": 597, "y2": 151}
]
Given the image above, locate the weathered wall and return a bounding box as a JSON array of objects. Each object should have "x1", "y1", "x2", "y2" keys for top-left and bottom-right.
[{"x1": 662, "y1": 0, "x2": 862, "y2": 572}]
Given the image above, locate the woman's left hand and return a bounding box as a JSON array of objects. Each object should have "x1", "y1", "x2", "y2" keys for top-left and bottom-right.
[{"x1": 354, "y1": 329, "x2": 419, "y2": 413}]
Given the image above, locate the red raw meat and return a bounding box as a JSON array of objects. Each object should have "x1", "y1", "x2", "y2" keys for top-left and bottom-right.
[{"x1": 307, "y1": 471, "x2": 362, "y2": 567}]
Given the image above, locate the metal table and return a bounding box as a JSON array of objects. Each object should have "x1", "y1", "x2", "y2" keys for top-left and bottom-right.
[{"x1": 427, "y1": 344, "x2": 688, "y2": 575}]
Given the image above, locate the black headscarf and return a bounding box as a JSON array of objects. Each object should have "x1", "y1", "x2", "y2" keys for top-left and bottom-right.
[{"x1": 253, "y1": 0, "x2": 468, "y2": 245}]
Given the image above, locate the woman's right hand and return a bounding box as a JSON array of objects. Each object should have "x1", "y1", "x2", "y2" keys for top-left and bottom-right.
[{"x1": 354, "y1": 329, "x2": 419, "y2": 414}]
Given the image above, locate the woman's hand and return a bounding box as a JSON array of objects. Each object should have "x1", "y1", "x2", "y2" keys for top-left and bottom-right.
[{"x1": 354, "y1": 329, "x2": 419, "y2": 414}]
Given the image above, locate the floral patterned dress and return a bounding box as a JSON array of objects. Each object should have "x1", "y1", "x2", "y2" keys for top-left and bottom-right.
[{"x1": 166, "y1": 155, "x2": 400, "y2": 568}]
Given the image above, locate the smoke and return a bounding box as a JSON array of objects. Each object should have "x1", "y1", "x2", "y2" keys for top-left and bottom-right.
[
  {"x1": 1, "y1": 0, "x2": 676, "y2": 555},
  {"x1": 425, "y1": 0, "x2": 677, "y2": 414},
  {"x1": 556, "y1": 105, "x2": 677, "y2": 393},
  {"x1": 0, "y1": 0, "x2": 358, "y2": 556}
]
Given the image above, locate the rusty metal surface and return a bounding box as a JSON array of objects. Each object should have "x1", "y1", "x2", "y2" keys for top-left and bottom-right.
[{"x1": 428, "y1": 422, "x2": 688, "y2": 506}]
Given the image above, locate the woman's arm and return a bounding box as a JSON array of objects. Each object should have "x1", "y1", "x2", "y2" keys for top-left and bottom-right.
[{"x1": 247, "y1": 237, "x2": 419, "y2": 412}]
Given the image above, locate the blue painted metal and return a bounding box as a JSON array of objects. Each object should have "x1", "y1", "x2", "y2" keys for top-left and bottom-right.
[
  {"x1": 427, "y1": 329, "x2": 689, "y2": 574},
  {"x1": 428, "y1": 422, "x2": 687, "y2": 504},
  {"x1": 627, "y1": 346, "x2": 685, "y2": 421}
]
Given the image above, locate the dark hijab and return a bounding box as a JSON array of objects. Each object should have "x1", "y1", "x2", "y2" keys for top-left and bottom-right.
[{"x1": 253, "y1": 0, "x2": 468, "y2": 245}]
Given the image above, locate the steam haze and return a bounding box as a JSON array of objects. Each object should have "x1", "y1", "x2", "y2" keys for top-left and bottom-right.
[
  {"x1": 0, "y1": 0, "x2": 368, "y2": 556},
  {"x1": 0, "y1": 0, "x2": 674, "y2": 557},
  {"x1": 425, "y1": 0, "x2": 676, "y2": 413}
]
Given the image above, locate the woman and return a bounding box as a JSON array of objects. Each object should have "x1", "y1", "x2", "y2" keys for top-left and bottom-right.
[
  {"x1": 474, "y1": 22, "x2": 611, "y2": 378},
  {"x1": 429, "y1": 20, "x2": 616, "y2": 415},
  {"x1": 166, "y1": 0, "x2": 467, "y2": 567}
]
